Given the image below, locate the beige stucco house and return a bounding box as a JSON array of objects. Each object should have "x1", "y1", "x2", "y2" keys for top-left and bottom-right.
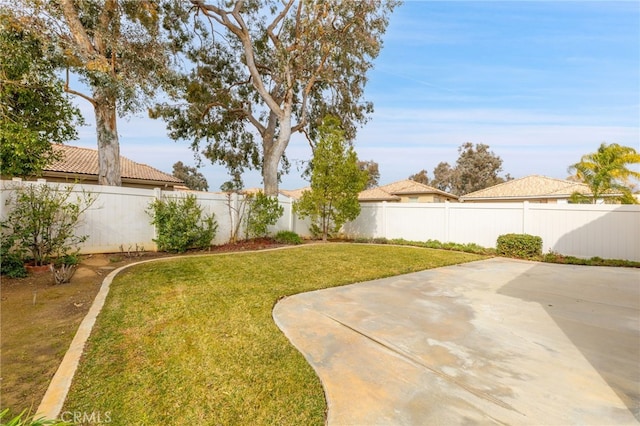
[
  {"x1": 20, "y1": 144, "x2": 184, "y2": 190},
  {"x1": 460, "y1": 175, "x2": 600, "y2": 203},
  {"x1": 359, "y1": 179, "x2": 458, "y2": 203}
]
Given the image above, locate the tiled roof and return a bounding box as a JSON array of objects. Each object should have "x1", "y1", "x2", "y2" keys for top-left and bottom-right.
[
  {"x1": 46, "y1": 144, "x2": 183, "y2": 184},
  {"x1": 358, "y1": 187, "x2": 401, "y2": 201},
  {"x1": 378, "y1": 179, "x2": 457, "y2": 198},
  {"x1": 461, "y1": 175, "x2": 592, "y2": 200},
  {"x1": 279, "y1": 187, "x2": 310, "y2": 200}
]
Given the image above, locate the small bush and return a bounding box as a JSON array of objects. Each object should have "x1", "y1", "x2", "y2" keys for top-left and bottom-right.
[
  {"x1": 244, "y1": 193, "x2": 284, "y2": 239},
  {"x1": 1, "y1": 252, "x2": 27, "y2": 278},
  {"x1": 496, "y1": 233, "x2": 542, "y2": 259},
  {"x1": 148, "y1": 194, "x2": 218, "y2": 253},
  {"x1": 274, "y1": 231, "x2": 302, "y2": 245}
]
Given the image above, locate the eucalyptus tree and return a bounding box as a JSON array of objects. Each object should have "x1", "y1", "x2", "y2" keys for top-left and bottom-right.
[
  {"x1": 155, "y1": 0, "x2": 398, "y2": 195},
  {"x1": 6, "y1": 0, "x2": 188, "y2": 185},
  {"x1": 568, "y1": 142, "x2": 640, "y2": 204}
]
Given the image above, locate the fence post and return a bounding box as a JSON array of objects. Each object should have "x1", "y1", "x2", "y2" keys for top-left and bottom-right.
[
  {"x1": 522, "y1": 201, "x2": 530, "y2": 234},
  {"x1": 444, "y1": 200, "x2": 450, "y2": 242},
  {"x1": 152, "y1": 188, "x2": 162, "y2": 241},
  {"x1": 381, "y1": 201, "x2": 387, "y2": 239}
]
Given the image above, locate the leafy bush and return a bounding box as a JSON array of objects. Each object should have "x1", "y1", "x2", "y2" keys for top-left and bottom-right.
[
  {"x1": 244, "y1": 192, "x2": 284, "y2": 239},
  {"x1": 274, "y1": 230, "x2": 302, "y2": 245},
  {"x1": 1, "y1": 227, "x2": 26, "y2": 277},
  {"x1": 148, "y1": 194, "x2": 218, "y2": 253},
  {"x1": 1, "y1": 252, "x2": 27, "y2": 278},
  {"x1": 496, "y1": 233, "x2": 542, "y2": 259},
  {"x1": 1, "y1": 183, "x2": 94, "y2": 266}
]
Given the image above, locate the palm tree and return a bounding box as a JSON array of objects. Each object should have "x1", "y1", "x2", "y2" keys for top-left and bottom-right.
[{"x1": 568, "y1": 142, "x2": 640, "y2": 204}]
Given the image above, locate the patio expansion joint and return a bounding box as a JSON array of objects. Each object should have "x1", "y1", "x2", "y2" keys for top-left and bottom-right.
[{"x1": 321, "y1": 312, "x2": 525, "y2": 417}]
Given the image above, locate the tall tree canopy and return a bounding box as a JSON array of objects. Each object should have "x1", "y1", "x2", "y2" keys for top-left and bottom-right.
[
  {"x1": 7, "y1": 0, "x2": 185, "y2": 185},
  {"x1": 431, "y1": 143, "x2": 510, "y2": 195},
  {"x1": 154, "y1": 0, "x2": 397, "y2": 195},
  {"x1": 408, "y1": 169, "x2": 429, "y2": 185},
  {"x1": 294, "y1": 116, "x2": 367, "y2": 241},
  {"x1": 358, "y1": 160, "x2": 380, "y2": 189},
  {"x1": 172, "y1": 161, "x2": 209, "y2": 191},
  {"x1": 568, "y1": 142, "x2": 640, "y2": 204},
  {"x1": 0, "y1": 12, "x2": 83, "y2": 177}
]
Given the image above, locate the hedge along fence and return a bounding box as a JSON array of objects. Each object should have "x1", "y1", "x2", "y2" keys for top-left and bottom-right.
[{"x1": 2, "y1": 180, "x2": 639, "y2": 261}]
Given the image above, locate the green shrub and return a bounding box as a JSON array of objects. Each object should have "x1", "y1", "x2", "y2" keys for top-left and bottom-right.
[
  {"x1": 1, "y1": 183, "x2": 94, "y2": 266},
  {"x1": 1, "y1": 252, "x2": 27, "y2": 278},
  {"x1": 148, "y1": 194, "x2": 218, "y2": 253},
  {"x1": 496, "y1": 233, "x2": 542, "y2": 259},
  {"x1": 244, "y1": 192, "x2": 284, "y2": 239},
  {"x1": 274, "y1": 230, "x2": 302, "y2": 245}
]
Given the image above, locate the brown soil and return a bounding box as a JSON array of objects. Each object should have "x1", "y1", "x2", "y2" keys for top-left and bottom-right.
[{"x1": 0, "y1": 239, "x2": 286, "y2": 417}]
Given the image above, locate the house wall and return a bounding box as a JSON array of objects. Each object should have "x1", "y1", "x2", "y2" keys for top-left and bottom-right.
[{"x1": 2, "y1": 180, "x2": 638, "y2": 261}]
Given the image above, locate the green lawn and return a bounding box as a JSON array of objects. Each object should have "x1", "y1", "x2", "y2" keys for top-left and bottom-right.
[{"x1": 63, "y1": 244, "x2": 484, "y2": 425}]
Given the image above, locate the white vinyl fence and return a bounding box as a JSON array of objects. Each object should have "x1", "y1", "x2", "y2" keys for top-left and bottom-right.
[
  {"x1": 344, "y1": 201, "x2": 640, "y2": 261},
  {"x1": 2, "y1": 180, "x2": 639, "y2": 261}
]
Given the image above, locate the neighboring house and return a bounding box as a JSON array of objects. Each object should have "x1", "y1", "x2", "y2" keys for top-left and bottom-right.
[
  {"x1": 460, "y1": 175, "x2": 611, "y2": 203},
  {"x1": 358, "y1": 179, "x2": 458, "y2": 203},
  {"x1": 24, "y1": 144, "x2": 184, "y2": 190}
]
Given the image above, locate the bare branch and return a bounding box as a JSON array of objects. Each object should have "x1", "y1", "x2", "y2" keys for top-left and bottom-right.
[{"x1": 64, "y1": 68, "x2": 96, "y2": 107}]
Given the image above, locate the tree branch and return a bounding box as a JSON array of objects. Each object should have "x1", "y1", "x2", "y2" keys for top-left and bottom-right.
[{"x1": 64, "y1": 68, "x2": 96, "y2": 107}]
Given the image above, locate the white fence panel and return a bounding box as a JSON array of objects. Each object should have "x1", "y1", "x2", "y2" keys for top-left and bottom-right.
[
  {"x1": 385, "y1": 203, "x2": 448, "y2": 242},
  {"x1": 526, "y1": 204, "x2": 640, "y2": 261},
  {"x1": 447, "y1": 203, "x2": 525, "y2": 247},
  {"x1": 76, "y1": 184, "x2": 158, "y2": 253}
]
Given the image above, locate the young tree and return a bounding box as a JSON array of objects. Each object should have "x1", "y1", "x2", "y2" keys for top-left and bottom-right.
[
  {"x1": 358, "y1": 160, "x2": 381, "y2": 189},
  {"x1": 294, "y1": 116, "x2": 367, "y2": 241},
  {"x1": 7, "y1": 0, "x2": 186, "y2": 185},
  {"x1": 0, "y1": 12, "x2": 83, "y2": 177},
  {"x1": 568, "y1": 142, "x2": 640, "y2": 204},
  {"x1": 409, "y1": 169, "x2": 430, "y2": 185},
  {"x1": 431, "y1": 143, "x2": 509, "y2": 195},
  {"x1": 154, "y1": 0, "x2": 397, "y2": 195},
  {"x1": 172, "y1": 161, "x2": 209, "y2": 191}
]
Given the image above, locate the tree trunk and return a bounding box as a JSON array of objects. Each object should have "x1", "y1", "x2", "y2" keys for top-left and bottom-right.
[
  {"x1": 93, "y1": 90, "x2": 121, "y2": 186},
  {"x1": 262, "y1": 113, "x2": 292, "y2": 196}
]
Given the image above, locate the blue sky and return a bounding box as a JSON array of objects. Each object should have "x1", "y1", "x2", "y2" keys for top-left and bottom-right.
[{"x1": 72, "y1": 1, "x2": 640, "y2": 191}]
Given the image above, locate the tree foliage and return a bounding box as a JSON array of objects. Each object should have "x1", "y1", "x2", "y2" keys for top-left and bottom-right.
[
  {"x1": 431, "y1": 143, "x2": 510, "y2": 195},
  {"x1": 568, "y1": 142, "x2": 640, "y2": 204},
  {"x1": 358, "y1": 160, "x2": 380, "y2": 189},
  {"x1": 0, "y1": 12, "x2": 83, "y2": 177},
  {"x1": 8, "y1": 0, "x2": 186, "y2": 185},
  {"x1": 172, "y1": 161, "x2": 209, "y2": 191},
  {"x1": 294, "y1": 116, "x2": 367, "y2": 241},
  {"x1": 154, "y1": 0, "x2": 397, "y2": 195},
  {"x1": 409, "y1": 169, "x2": 429, "y2": 185}
]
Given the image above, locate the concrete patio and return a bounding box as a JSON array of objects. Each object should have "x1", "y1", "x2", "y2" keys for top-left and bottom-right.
[{"x1": 273, "y1": 258, "x2": 640, "y2": 425}]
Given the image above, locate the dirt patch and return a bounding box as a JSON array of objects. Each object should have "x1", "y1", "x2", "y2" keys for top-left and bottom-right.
[{"x1": 0, "y1": 239, "x2": 288, "y2": 417}]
